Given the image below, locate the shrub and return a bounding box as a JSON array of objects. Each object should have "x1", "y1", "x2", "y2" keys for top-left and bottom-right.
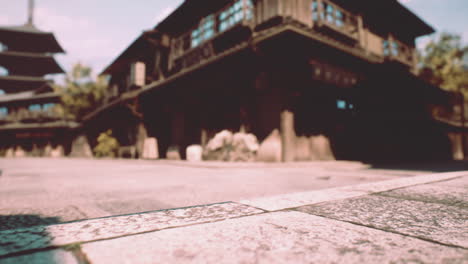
[{"x1": 93, "y1": 130, "x2": 119, "y2": 158}]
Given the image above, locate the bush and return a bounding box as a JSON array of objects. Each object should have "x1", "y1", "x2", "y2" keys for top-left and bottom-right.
[{"x1": 93, "y1": 130, "x2": 119, "y2": 158}]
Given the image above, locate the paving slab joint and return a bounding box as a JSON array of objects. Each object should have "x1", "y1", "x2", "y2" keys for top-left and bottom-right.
[
  {"x1": 237, "y1": 171, "x2": 468, "y2": 212},
  {"x1": 297, "y1": 212, "x2": 468, "y2": 251}
]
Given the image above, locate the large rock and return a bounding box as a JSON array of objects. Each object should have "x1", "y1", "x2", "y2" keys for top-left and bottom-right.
[
  {"x1": 309, "y1": 135, "x2": 335, "y2": 160},
  {"x1": 203, "y1": 130, "x2": 233, "y2": 161},
  {"x1": 70, "y1": 135, "x2": 93, "y2": 158},
  {"x1": 256, "y1": 129, "x2": 282, "y2": 162},
  {"x1": 203, "y1": 130, "x2": 259, "y2": 162},
  {"x1": 186, "y1": 145, "x2": 203, "y2": 162},
  {"x1": 230, "y1": 132, "x2": 259, "y2": 162},
  {"x1": 43, "y1": 144, "x2": 53, "y2": 157},
  {"x1": 14, "y1": 146, "x2": 26, "y2": 158},
  {"x1": 166, "y1": 145, "x2": 181, "y2": 160},
  {"x1": 205, "y1": 130, "x2": 233, "y2": 151},
  {"x1": 50, "y1": 145, "x2": 64, "y2": 158},
  {"x1": 5, "y1": 147, "x2": 14, "y2": 158},
  {"x1": 142, "y1": 138, "x2": 159, "y2": 159},
  {"x1": 295, "y1": 136, "x2": 311, "y2": 161}
]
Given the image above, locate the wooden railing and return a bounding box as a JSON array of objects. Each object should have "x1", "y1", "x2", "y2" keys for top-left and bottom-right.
[
  {"x1": 311, "y1": 0, "x2": 359, "y2": 41},
  {"x1": 169, "y1": 0, "x2": 254, "y2": 70},
  {"x1": 0, "y1": 108, "x2": 64, "y2": 124},
  {"x1": 383, "y1": 36, "x2": 415, "y2": 67}
]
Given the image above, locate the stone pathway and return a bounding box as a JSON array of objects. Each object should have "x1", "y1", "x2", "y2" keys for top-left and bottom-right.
[{"x1": 0, "y1": 171, "x2": 467, "y2": 264}]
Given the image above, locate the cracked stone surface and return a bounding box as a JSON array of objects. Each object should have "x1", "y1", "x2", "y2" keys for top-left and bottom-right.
[
  {"x1": 81, "y1": 211, "x2": 468, "y2": 264},
  {"x1": 379, "y1": 182, "x2": 468, "y2": 208},
  {"x1": 339, "y1": 172, "x2": 467, "y2": 194},
  {"x1": 0, "y1": 202, "x2": 263, "y2": 257},
  {"x1": 240, "y1": 172, "x2": 465, "y2": 211},
  {"x1": 298, "y1": 195, "x2": 468, "y2": 248},
  {"x1": 0, "y1": 249, "x2": 77, "y2": 264},
  {"x1": 240, "y1": 188, "x2": 366, "y2": 211}
]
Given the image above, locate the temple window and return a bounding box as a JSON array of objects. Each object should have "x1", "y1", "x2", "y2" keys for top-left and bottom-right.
[
  {"x1": 0, "y1": 66, "x2": 8, "y2": 76},
  {"x1": 0, "y1": 107, "x2": 7, "y2": 116},
  {"x1": 0, "y1": 42, "x2": 7, "y2": 52},
  {"x1": 336, "y1": 99, "x2": 354, "y2": 110},
  {"x1": 43, "y1": 103, "x2": 56, "y2": 110},
  {"x1": 218, "y1": 0, "x2": 253, "y2": 32},
  {"x1": 383, "y1": 40, "x2": 400, "y2": 56},
  {"x1": 336, "y1": 100, "x2": 347, "y2": 110},
  {"x1": 191, "y1": 15, "x2": 215, "y2": 48},
  {"x1": 28, "y1": 104, "x2": 41, "y2": 111},
  {"x1": 312, "y1": 0, "x2": 344, "y2": 27}
]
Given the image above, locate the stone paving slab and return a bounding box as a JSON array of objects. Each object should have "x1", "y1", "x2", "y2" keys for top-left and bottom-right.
[
  {"x1": 240, "y1": 171, "x2": 467, "y2": 211},
  {"x1": 379, "y1": 181, "x2": 468, "y2": 208},
  {"x1": 0, "y1": 202, "x2": 263, "y2": 257},
  {"x1": 433, "y1": 176, "x2": 468, "y2": 188},
  {"x1": 240, "y1": 188, "x2": 366, "y2": 212},
  {"x1": 81, "y1": 211, "x2": 468, "y2": 264},
  {"x1": 298, "y1": 195, "x2": 468, "y2": 248},
  {"x1": 340, "y1": 171, "x2": 468, "y2": 194},
  {"x1": 0, "y1": 249, "x2": 77, "y2": 264}
]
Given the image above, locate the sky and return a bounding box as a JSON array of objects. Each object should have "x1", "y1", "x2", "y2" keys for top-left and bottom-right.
[{"x1": 1, "y1": 0, "x2": 467, "y2": 78}]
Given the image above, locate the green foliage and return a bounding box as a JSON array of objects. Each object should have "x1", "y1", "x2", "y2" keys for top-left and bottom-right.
[
  {"x1": 54, "y1": 63, "x2": 108, "y2": 120},
  {"x1": 93, "y1": 130, "x2": 119, "y2": 158},
  {"x1": 418, "y1": 32, "x2": 468, "y2": 96}
]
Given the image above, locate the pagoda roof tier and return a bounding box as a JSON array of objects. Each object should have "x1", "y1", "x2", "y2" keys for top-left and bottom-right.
[
  {"x1": 0, "y1": 91, "x2": 60, "y2": 105},
  {"x1": 0, "y1": 51, "x2": 65, "y2": 76},
  {"x1": 0, "y1": 24, "x2": 65, "y2": 53},
  {"x1": 0, "y1": 75, "x2": 49, "y2": 93}
]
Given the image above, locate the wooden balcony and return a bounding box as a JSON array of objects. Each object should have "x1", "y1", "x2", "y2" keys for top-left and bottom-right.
[
  {"x1": 383, "y1": 37, "x2": 415, "y2": 67},
  {"x1": 0, "y1": 108, "x2": 64, "y2": 124},
  {"x1": 311, "y1": 0, "x2": 360, "y2": 42},
  {"x1": 169, "y1": 0, "x2": 254, "y2": 71}
]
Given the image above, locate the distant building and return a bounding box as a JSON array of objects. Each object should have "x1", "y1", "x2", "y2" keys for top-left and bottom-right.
[
  {"x1": 0, "y1": 0, "x2": 76, "y2": 157},
  {"x1": 88, "y1": 0, "x2": 454, "y2": 162}
]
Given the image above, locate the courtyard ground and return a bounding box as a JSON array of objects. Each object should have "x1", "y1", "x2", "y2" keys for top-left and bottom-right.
[{"x1": 0, "y1": 158, "x2": 466, "y2": 263}]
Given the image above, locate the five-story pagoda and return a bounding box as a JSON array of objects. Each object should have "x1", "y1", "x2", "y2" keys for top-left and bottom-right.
[{"x1": 0, "y1": 0, "x2": 76, "y2": 157}]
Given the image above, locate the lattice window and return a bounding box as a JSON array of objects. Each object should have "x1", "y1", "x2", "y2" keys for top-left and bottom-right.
[
  {"x1": 383, "y1": 40, "x2": 400, "y2": 56},
  {"x1": 0, "y1": 42, "x2": 7, "y2": 52},
  {"x1": 43, "y1": 103, "x2": 56, "y2": 110},
  {"x1": 28, "y1": 104, "x2": 41, "y2": 111},
  {"x1": 0, "y1": 66, "x2": 8, "y2": 76},
  {"x1": 191, "y1": 15, "x2": 215, "y2": 48},
  {"x1": 0, "y1": 107, "x2": 7, "y2": 116},
  {"x1": 218, "y1": 0, "x2": 253, "y2": 32},
  {"x1": 336, "y1": 99, "x2": 354, "y2": 110}
]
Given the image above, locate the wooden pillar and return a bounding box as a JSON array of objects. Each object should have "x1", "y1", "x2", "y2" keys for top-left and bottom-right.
[
  {"x1": 170, "y1": 109, "x2": 185, "y2": 157},
  {"x1": 357, "y1": 15, "x2": 365, "y2": 49},
  {"x1": 135, "y1": 123, "x2": 148, "y2": 158},
  {"x1": 280, "y1": 110, "x2": 296, "y2": 162}
]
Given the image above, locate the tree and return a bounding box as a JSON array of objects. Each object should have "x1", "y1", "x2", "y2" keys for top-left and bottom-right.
[
  {"x1": 54, "y1": 63, "x2": 108, "y2": 120},
  {"x1": 418, "y1": 32, "x2": 468, "y2": 96}
]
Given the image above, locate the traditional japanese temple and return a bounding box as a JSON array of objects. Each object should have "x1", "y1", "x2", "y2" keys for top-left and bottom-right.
[
  {"x1": 0, "y1": 0, "x2": 75, "y2": 157},
  {"x1": 87, "y1": 0, "x2": 454, "y2": 162}
]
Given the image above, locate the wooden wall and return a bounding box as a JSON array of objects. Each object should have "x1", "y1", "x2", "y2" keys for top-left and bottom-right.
[
  {"x1": 362, "y1": 29, "x2": 384, "y2": 57},
  {"x1": 255, "y1": 0, "x2": 312, "y2": 28}
]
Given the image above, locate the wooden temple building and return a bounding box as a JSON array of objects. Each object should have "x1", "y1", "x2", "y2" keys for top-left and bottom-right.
[
  {"x1": 81, "y1": 0, "x2": 457, "y2": 162},
  {"x1": 0, "y1": 0, "x2": 76, "y2": 157}
]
